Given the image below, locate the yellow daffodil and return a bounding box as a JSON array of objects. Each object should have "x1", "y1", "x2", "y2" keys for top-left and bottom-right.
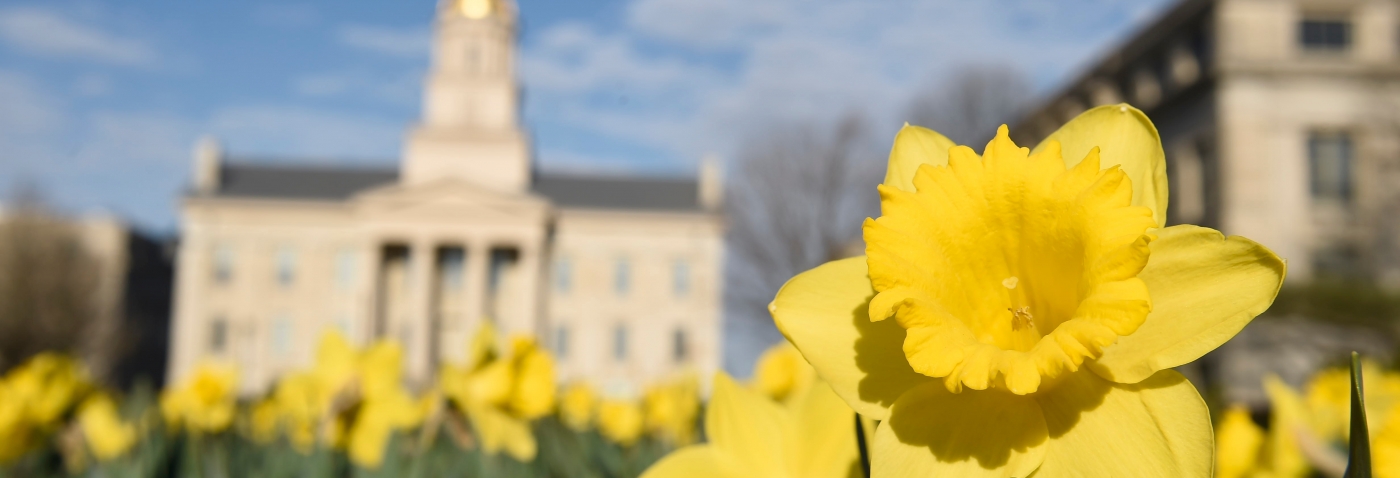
[
  {"x1": 8, "y1": 354, "x2": 90, "y2": 428},
  {"x1": 0, "y1": 384, "x2": 33, "y2": 464},
  {"x1": 641, "y1": 373, "x2": 858, "y2": 478},
  {"x1": 752, "y1": 342, "x2": 815, "y2": 406},
  {"x1": 644, "y1": 375, "x2": 700, "y2": 446},
  {"x1": 1375, "y1": 402, "x2": 1400, "y2": 478},
  {"x1": 559, "y1": 382, "x2": 598, "y2": 432},
  {"x1": 347, "y1": 340, "x2": 428, "y2": 469},
  {"x1": 161, "y1": 362, "x2": 238, "y2": 434},
  {"x1": 509, "y1": 337, "x2": 557, "y2": 420},
  {"x1": 77, "y1": 393, "x2": 137, "y2": 461},
  {"x1": 1215, "y1": 405, "x2": 1264, "y2": 478},
  {"x1": 771, "y1": 104, "x2": 1285, "y2": 477},
  {"x1": 441, "y1": 325, "x2": 556, "y2": 461},
  {"x1": 598, "y1": 399, "x2": 644, "y2": 447},
  {"x1": 249, "y1": 399, "x2": 280, "y2": 445},
  {"x1": 1304, "y1": 361, "x2": 1400, "y2": 444}
]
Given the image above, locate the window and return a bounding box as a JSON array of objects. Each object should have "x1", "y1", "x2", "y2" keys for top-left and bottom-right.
[
  {"x1": 672, "y1": 259, "x2": 690, "y2": 297},
  {"x1": 613, "y1": 324, "x2": 628, "y2": 361},
  {"x1": 1300, "y1": 17, "x2": 1351, "y2": 51},
  {"x1": 209, "y1": 317, "x2": 228, "y2": 353},
  {"x1": 672, "y1": 328, "x2": 688, "y2": 363},
  {"x1": 440, "y1": 248, "x2": 465, "y2": 291},
  {"x1": 554, "y1": 324, "x2": 569, "y2": 358},
  {"x1": 554, "y1": 257, "x2": 571, "y2": 294},
  {"x1": 1308, "y1": 131, "x2": 1353, "y2": 203},
  {"x1": 272, "y1": 315, "x2": 293, "y2": 356},
  {"x1": 335, "y1": 250, "x2": 356, "y2": 290},
  {"x1": 213, "y1": 246, "x2": 234, "y2": 284},
  {"x1": 614, "y1": 258, "x2": 630, "y2": 296},
  {"x1": 276, "y1": 247, "x2": 297, "y2": 286}
]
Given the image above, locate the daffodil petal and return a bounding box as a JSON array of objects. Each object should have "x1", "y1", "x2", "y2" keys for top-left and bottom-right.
[
  {"x1": 795, "y1": 381, "x2": 861, "y2": 478},
  {"x1": 872, "y1": 382, "x2": 1047, "y2": 478},
  {"x1": 884, "y1": 124, "x2": 957, "y2": 193},
  {"x1": 1031, "y1": 369, "x2": 1211, "y2": 477},
  {"x1": 1090, "y1": 225, "x2": 1285, "y2": 383},
  {"x1": 640, "y1": 446, "x2": 744, "y2": 478},
  {"x1": 770, "y1": 257, "x2": 932, "y2": 420},
  {"x1": 706, "y1": 374, "x2": 789, "y2": 476},
  {"x1": 1031, "y1": 104, "x2": 1169, "y2": 227},
  {"x1": 468, "y1": 405, "x2": 537, "y2": 461}
]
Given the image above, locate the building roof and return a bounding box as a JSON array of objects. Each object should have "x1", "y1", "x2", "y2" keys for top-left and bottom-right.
[
  {"x1": 216, "y1": 163, "x2": 399, "y2": 201},
  {"x1": 208, "y1": 162, "x2": 704, "y2": 212}
]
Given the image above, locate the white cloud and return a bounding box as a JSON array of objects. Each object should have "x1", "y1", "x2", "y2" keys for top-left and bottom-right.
[
  {"x1": 0, "y1": 6, "x2": 155, "y2": 65},
  {"x1": 336, "y1": 24, "x2": 429, "y2": 59}
]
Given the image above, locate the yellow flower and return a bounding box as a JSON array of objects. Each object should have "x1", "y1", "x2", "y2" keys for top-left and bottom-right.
[
  {"x1": 77, "y1": 394, "x2": 137, "y2": 461},
  {"x1": 509, "y1": 338, "x2": 557, "y2": 420},
  {"x1": 1216, "y1": 405, "x2": 1264, "y2": 478},
  {"x1": 249, "y1": 399, "x2": 280, "y2": 445},
  {"x1": 161, "y1": 362, "x2": 238, "y2": 434},
  {"x1": 440, "y1": 326, "x2": 556, "y2": 461},
  {"x1": 346, "y1": 340, "x2": 428, "y2": 469},
  {"x1": 752, "y1": 342, "x2": 815, "y2": 405},
  {"x1": 641, "y1": 373, "x2": 858, "y2": 478},
  {"x1": 598, "y1": 399, "x2": 644, "y2": 447},
  {"x1": 1303, "y1": 361, "x2": 1400, "y2": 445},
  {"x1": 312, "y1": 331, "x2": 359, "y2": 409},
  {"x1": 771, "y1": 105, "x2": 1286, "y2": 477},
  {"x1": 559, "y1": 382, "x2": 598, "y2": 432},
  {"x1": 0, "y1": 384, "x2": 34, "y2": 464},
  {"x1": 1375, "y1": 402, "x2": 1400, "y2": 478},
  {"x1": 7, "y1": 353, "x2": 90, "y2": 427},
  {"x1": 271, "y1": 372, "x2": 320, "y2": 452},
  {"x1": 645, "y1": 376, "x2": 700, "y2": 446}
]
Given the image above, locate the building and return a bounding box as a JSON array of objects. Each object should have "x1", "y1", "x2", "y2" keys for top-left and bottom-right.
[
  {"x1": 1012, "y1": 0, "x2": 1400, "y2": 285},
  {"x1": 166, "y1": 0, "x2": 724, "y2": 396}
]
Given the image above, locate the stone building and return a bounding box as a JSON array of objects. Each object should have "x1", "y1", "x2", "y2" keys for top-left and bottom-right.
[
  {"x1": 166, "y1": 0, "x2": 724, "y2": 396},
  {"x1": 1012, "y1": 0, "x2": 1400, "y2": 285},
  {"x1": 1012, "y1": 0, "x2": 1400, "y2": 406}
]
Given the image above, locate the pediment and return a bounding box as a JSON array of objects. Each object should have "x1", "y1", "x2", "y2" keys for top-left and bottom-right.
[{"x1": 351, "y1": 177, "x2": 549, "y2": 222}]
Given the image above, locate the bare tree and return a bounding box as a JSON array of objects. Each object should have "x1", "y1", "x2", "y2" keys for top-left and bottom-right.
[
  {"x1": 724, "y1": 113, "x2": 884, "y2": 375},
  {"x1": 0, "y1": 190, "x2": 100, "y2": 372},
  {"x1": 906, "y1": 64, "x2": 1034, "y2": 147}
]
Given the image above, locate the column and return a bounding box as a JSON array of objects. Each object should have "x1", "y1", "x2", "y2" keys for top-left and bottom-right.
[
  {"x1": 356, "y1": 241, "x2": 381, "y2": 345},
  {"x1": 406, "y1": 240, "x2": 435, "y2": 385},
  {"x1": 512, "y1": 244, "x2": 543, "y2": 337},
  {"x1": 463, "y1": 242, "x2": 490, "y2": 340}
]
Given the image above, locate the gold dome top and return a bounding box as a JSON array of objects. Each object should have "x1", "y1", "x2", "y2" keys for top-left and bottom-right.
[{"x1": 457, "y1": 0, "x2": 494, "y2": 19}]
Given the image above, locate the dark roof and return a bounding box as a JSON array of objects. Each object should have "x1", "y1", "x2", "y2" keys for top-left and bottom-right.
[
  {"x1": 208, "y1": 162, "x2": 704, "y2": 212},
  {"x1": 532, "y1": 174, "x2": 701, "y2": 212},
  {"x1": 214, "y1": 163, "x2": 398, "y2": 200}
]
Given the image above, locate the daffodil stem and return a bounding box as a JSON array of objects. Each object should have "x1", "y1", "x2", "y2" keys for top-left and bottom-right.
[
  {"x1": 854, "y1": 414, "x2": 870, "y2": 478},
  {"x1": 1345, "y1": 351, "x2": 1372, "y2": 478}
]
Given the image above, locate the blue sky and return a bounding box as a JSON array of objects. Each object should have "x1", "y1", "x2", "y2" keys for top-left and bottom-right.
[{"x1": 0, "y1": 0, "x2": 1174, "y2": 231}]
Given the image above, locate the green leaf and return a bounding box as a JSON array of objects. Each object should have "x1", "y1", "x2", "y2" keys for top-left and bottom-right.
[{"x1": 1345, "y1": 351, "x2": 1372, "y2": 478}]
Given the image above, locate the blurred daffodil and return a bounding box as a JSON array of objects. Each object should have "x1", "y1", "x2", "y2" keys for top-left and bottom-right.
[
  {"x1": 441, "y1": 324, "x2": 556, "y2": 461},
  {"x1": 771, "y1": 105, "x2": 1285, "y2": 477},
  {"x1": 752, "y1": 342, "x2": 814, "y2": 406},
  {"x1": 559, "y1": 382, "x2": 598, "y2": 432},
  {"x1": 1255, "y1": 363, "x2": 1400, "y2": 478},
  {"x1": 641, "y1": 373, "x2": 858, "y2": 478},
  {"x1": 347, "y1": 340, "x2": 428, "y2": 469},
  {"x1": 644, "y1": 376, "x2": 700, "y2": 446},
  {"x1": 598, "y1": 399, "x2": 644, "y2": 447},
  {"x1": 0, "y1": 353, "x2": 91, "y2": 463},
  {"x1": 1215, "y1": 405, "x2": 1264, "y2": 478},
  {"x1": 77, "y1": 393, "x2": 137, "y2": 461},
  {"x1": 161, "y1": 362, "x2": 238, "y2": 434}
]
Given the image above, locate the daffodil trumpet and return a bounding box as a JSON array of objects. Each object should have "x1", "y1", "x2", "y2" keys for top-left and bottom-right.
[{"x1": 772, "y1": 104, "x2": 1286, "y2": 477}]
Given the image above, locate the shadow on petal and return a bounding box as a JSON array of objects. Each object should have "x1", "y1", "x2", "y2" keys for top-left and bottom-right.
[
  {"x1": 877, "y1": 382, "x2": 1048, "y2": 476},
  {"x1": 852, "y1": 294, "x2": 930, "y2": 414}
]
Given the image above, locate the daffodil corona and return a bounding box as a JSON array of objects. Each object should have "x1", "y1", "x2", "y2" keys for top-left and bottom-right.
[{"x1": 772, "y1": 104, "x2": 1286, "y2": 477}]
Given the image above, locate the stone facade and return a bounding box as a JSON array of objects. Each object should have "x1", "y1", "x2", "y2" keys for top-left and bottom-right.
[
  {"x1": 166, "y1": 0, "x2": 724, "y2": 396},
  {"x1": 1012, "y1": 0, "x2": 1400, "y2": 286}
]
